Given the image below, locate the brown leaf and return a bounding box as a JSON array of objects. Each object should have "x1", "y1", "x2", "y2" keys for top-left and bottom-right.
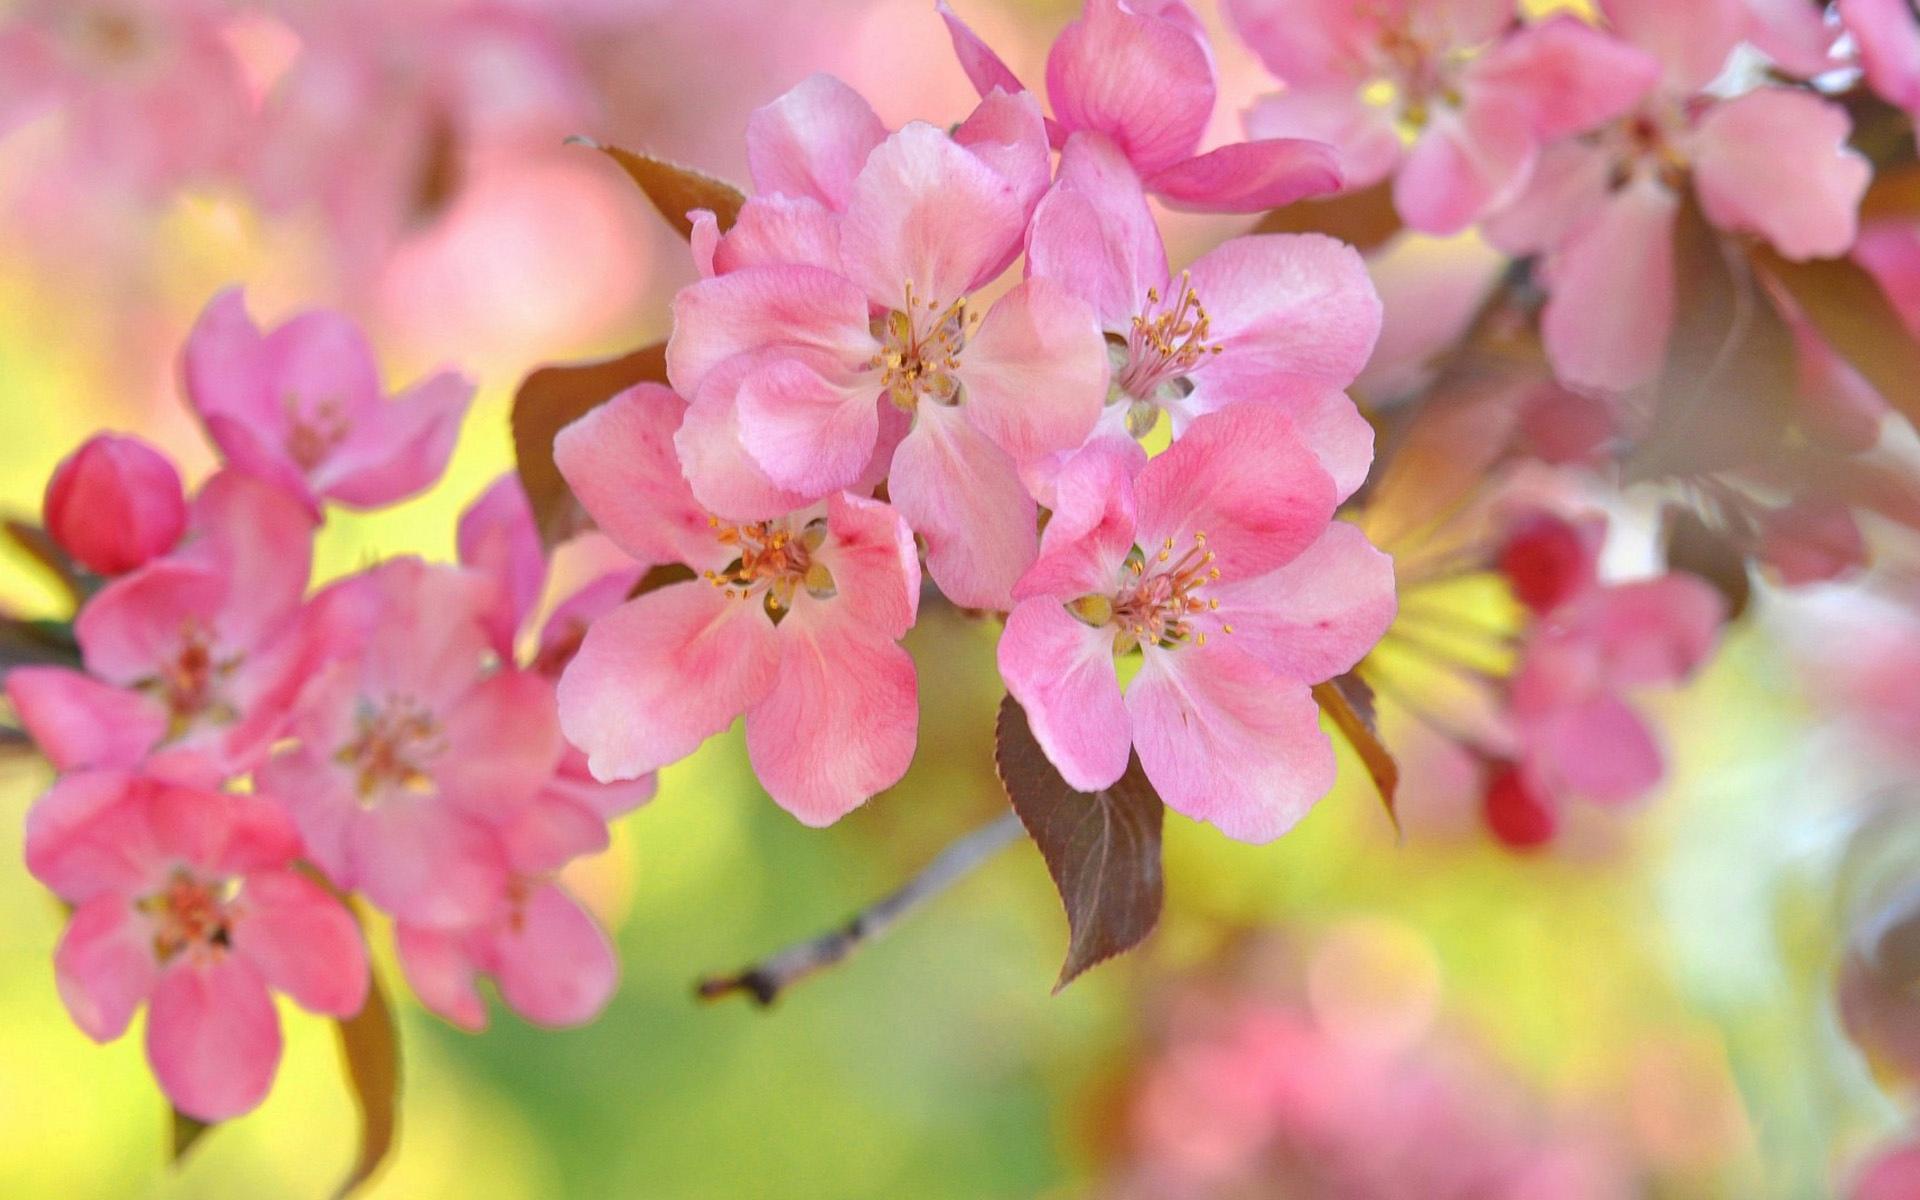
[
  {"x1": 510, "y1": 342, "x2": 667, "y2": 549},
  {"x1": 0, "y1": 617, "x2": 82, "y2": 677},
  {"x1": 1255, "y1": 182, "x2": 1402, "y2": 253},
  {"x1": 1626, "y1": 198, "x2": 1796, "y2": 482},
  {"x1": 1312, "y1": 674, "x2": 1399, "y2": 830},
  {"x1": 4, "y1": 519, "x2": 88, "y2": 607},
  {"x1": 994, "y1": 695, "x2": 1164, "y2": 990},
  {"x1": 1661, "y1": 507, "x2": 1752, "y2": 622},
  {"x1": 169, "y1": 1108, "x2": 212, "y2": 1162},
  {"x1": 333, "y1": 962, "x2": 400, "y2": 1200},
  {"x1": 629, "y1": 562, "x2": 698, "y2": 598},
  {"x1": 570, "y1": 137, "x2": 744, "y2": 239},
  {"x1": 1755, "y1": 245, "x2": 1920, "y2": 433}
]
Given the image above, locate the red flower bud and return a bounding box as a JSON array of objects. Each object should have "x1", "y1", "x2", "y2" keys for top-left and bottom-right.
[
  {"x1": 44, "y1": 434, "x2": 187, "y2": 576},
  {"x1": 1482, "y1": 763, "x2": 1557, "y2": 851}
]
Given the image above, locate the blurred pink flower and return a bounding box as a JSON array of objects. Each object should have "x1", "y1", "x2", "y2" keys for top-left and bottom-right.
[
  {"x1": 258, "y1": 558, "x2": 563, "y2": 928},
  {"x1": 43, "y1": 432, "x2": 187, "y2": 577},
  {"x1": 1841, "y1": 0, "x2": 1920, "y2": 113},
  {"x1": 998, "y1": 407, "x2": 1395, "y2": 842},
  {"x1": 1851, "y1": 1140, "x2": 1920, "y2": 1200},
  {"x1": 25, "y1": 772, "x2": 368, "y2": 1121},
  {"x1": 1026, "y1": 130, "x2": 1380, "y2": 499},
  {"x1": 940, "y1": 0, "x2": 1343, "y2": 212},
  {"x1": 1228, "y1": 1, "x2": 1659, "y2": 234},
  {"x1": 182, "y1": 288, "x2": 473, "y2": 513},
  {"x1": 555, "y1": 383, "x2": 921, "y2": 826},
  {"x1": 7, "y1": 471, "x2": 318, "y2": 782}
]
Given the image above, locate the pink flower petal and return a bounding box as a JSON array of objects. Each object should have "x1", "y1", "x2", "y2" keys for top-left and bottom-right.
[
  {"x1": 457, "y1": 474, "x2": 547, "y2": 659},
  {"x1": 1599, "y1": 0, "x2": 1747, "y2": 93},
  {"x1": 1047, "y1": 0, "x2": 1215, "y2": 176},
  {"x1": 840, "y1": 121, "x2": 1027, "y2": 309},
  {"x1": 1690, "y1": 88, "x2": 1870, "y2": 261},
  {"x1": 230, "y1": 869, "x2": 369, "y2": 1017},
  {"x1": 666, "y1": 264, "x2": 877, "y2": 400},
  {"x1": 1184, "y1": 232, "x2": 1381, "y2": 398},
  {"x1": 676, "y1": 356, "x2": 817, "y2": 523},
  {"x1": 959, "y1": 278, "x2": 1107, "y2": 467},
  {"x1": 491, "y1": 884, "x2": 618, "y2": 1027},
  {"x1": 23, "y1": 771, "x2": 150, "y2": 902},
  {"x1": 1481, "y1": 140, "x2": 1612, "y2": 256},
  {"x1": 938, "y1": 1, "x2": 1031, "y2": 101},
  {"x1": 183, "y1": 470, "x2": 318, "y2": 653},
  {"x1": 953, "y1": 88, "x2": 1052, "y2": 223},
  {"x1": 998, "y1": 599, "x2": 1131, "y2": 791},
  {"x1": 75, "y1": 560, "x2": 226, "y2": 686},
  {"x1": 1393, "y1": 96, "x2": 1537, "y2": 236},
  {"x1": 1126, "y1": 644, "x2": 1336, "y2": 842},
  {"x1": 1747, "y1": 0, "x2": 1842, "y2": 77},
  {"x1": 1530, "y1": 694, "x2": 1664, "y2": 803},
  {"x1": 347, "y1": 797, "x2": 508, "y2": 928},
  {"x1": 746, "y1": 73, "x2": 889, "y2": 211},
  {"x1": 147, "y1": 956, "x2": 283, "y2": 1122},
  {"x1": 318, "y1": 369, "x2": 473, "y2": 508},
  {"x1": 888, "y1": 402, "x2": 1037, "y2": 611},
  {"x1": 1146, "y1": 138, "x2": 1344, "y2": 213},
  {"x1": 436, "y1": 669, "x2": 564, "y2": 819},
  {"x1": 556, "y1": 383, "x2": 729, "y2": 571},
  {"x1": 1209, "y1": 521, "x2": 1397, "y2": 683},
  {"x1": 395, "y1": 924, "x2": 488, "y2": 1031},
  {"x1": 557, "y1": 583, "x2": 781, "y2": 782},
  {"x1": 744, "y1": 605, "x2": 917, "y2": 825},
  {"x1": 713, "y1": 195, "x2": 844, "y2": 275},
  {"x1": 1027, "y1": 131, "x2": 1169, "y2": 329},
  {"x1": 1842, "y1": 0, "x2": 1920, "y2": 109},
  {"x1": 1225, "y1": 0, "x2": 1384, "y2": 88},
  {"x1": 54, "y1": 896, "x2": 158, "y2": 1042},
  {"x1": 1243, "y1": 89, "x2": 1404, "y2": 193},
  {"x1": 1576, "y1": 575, "x2": 1725, "y2": 688},
  {"x1": 1540, "y1": 175, "x2": 1678, "y2": 393},
  {"x1": 182, "y1": 288, "x2": 283, "y2": 444},
  {"x1": 44, "y1": 434, "x2": 188, "y2": 577},
  {"x1": 6, "y1": 668, "x2": 166, "y2": 773},
  {"x1": 814, "y1": 492, "x2": 921, "y2": 640},
  {"x1": 736, "y1": 355, "x2": 882, "y2": 496},
  {"x1": 1015, "y1": 441, "x2": 1140, "y2": 602},
  {"x1": 1467, "y1": 16, "x2": 1660, "y2": 143},
  {"x1": 1133, "y1": 405, "x2": 1338, "y2": 584},
  {"x1": 500, "y1": 792, "x2": 610, "y2": 875}
]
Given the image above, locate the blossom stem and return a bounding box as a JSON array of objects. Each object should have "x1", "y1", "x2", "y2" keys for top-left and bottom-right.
[{"x1": 697, "y1": 811, "x2": 1026, "y2": 1006}]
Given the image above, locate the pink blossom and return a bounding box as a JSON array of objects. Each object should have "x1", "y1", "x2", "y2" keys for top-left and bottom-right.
[
  {"x1": 0, "y1": 0, "x2": 253, "y2": 198},
  {"x1": 939, "y1": 0, "x2": 1344, "y2": 212},
  {"x1": 997, "y1": 407, "x2": 1395, "y2": 842},
  {"x1": 671, "y1": 83, "x2": 1108, "y2": 608},
  {"x1": 43, "y1": 433, "x2": 187, "y2": 577},
  {"x1": 7, "y1": 470, "x2": 318, "y2": 781},
  {"x1": 554, "y1": 382, "x2": 921, "y2": 826},
  {"x1": 1850, "y1": 1141, "x2": 1920, "y2": 1200},
  {"x1": 257, "y1": 558, "x2": 563, "y2": 927},
  {"x1": 25, "y1": 771, "x2": 368, "y2": 1121},
  {"x1": 457, "y1": 473, "x2": 549, "y2": 661},
  {"x1": 1841, "y1": 0, "x2": 1920, "y2": 112},
  {"x1": 1229, "y1": 1, "x2": 1660, "y2": 234},
  {"x1": 182, "y1": 287, "x2": 473, "y2": 512},
  {"x1": 1026, "y1": 130, "x2": 1382, "y2": 499},
  {"x1": 1496, "y1": 511, "x2": 1603, "y2": 615},
  {"x1": 1485, "y1": 1, "x2": 1871, "y2": 391}
]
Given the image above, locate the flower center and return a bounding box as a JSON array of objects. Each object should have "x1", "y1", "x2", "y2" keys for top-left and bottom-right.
[
  {"x1": 1601, "y1": 103, "x2": 1690, "y2": 189},
  {"x1": 1072, "y1": 532, "x2": 1228, "y2": 654},
  {"x1": 338, "y1": 697, "x2": 444, "y2": 803},
  {"x1": 286, "y1": 394, "x2": 351, "y2": 472},
  {"x1": 144, "y1": 621, "x2": 241, "y2": 739},
  {"x1": 705, "y1": 518, "x2": 837, "y2": 622},
  {"x1": 872, "y1": 282, "x2": 978, "y2": 411},
  {"x1": 139, "y1": 870, "x2": 239, "y2": 963},
  {"x1": 1115, "y1": 272, "x2": 1219, "y2": 437}
]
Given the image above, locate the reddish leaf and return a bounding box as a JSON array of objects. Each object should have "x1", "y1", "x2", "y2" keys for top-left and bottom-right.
[
  {"x1": 1755, "y1": 245, "x2": 1920, "y2": 434},
  {"x1": 1255, "y1": 181, "x2": 1402, "y2": 253},
  {"x1": 570, "y1": 137, "x2": 745, "y2": 239},
  {"x1": 333, "y1": 962, "x2": 400, "y2": 1200},
  {"x1": 1626, "y1": 199, "x2": 1796, "y2": 482},
  {"x1": 994, "y1": 696, "x2": 1164, "y2": 991},
  {"x1": 1661, "y1": 507, "x2": 1752, "y2": 622},
  {"x1": 1312, "y1": 674, "x2": 1399, "y2": 830},
  {"x1": 510, "y1": 343, "x2": 667, "y2": 549}
]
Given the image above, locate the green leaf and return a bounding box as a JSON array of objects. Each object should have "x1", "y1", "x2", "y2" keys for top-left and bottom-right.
[
  {"x1": 569, "y1": 137, "x2": 745, "y2": 239},
  {"x1": 994, "y1": 695, "x2": 1164, "y2": 991},
  {"x1": 1625, "y1": 198, "x2": 1796, "y2": 482},
  {"x1": 510, "y1": 343, "x2": 668, "y2": 550},
  {"x1": 1755, "y1": 245, "x2": 1920, "y2": 434},
  {"x1": 333, "y1": 964, "x2": 401, "y2": 1199},
  {"x1": 1312, "y1": 673, "x2": 1400, "y2": 831}
]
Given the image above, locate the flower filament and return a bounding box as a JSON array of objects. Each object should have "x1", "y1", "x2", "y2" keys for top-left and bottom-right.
[
  {"x1": 1115, "y1": 272, "x2": 1221, "y2": 437},
  {"x1": 144, "y1": 620, "x2": 241, "y2": 739},
  {"x1": 873, "y1": 280, "x2": 978, "y2": 411},
  {"x1": 705, "y1": 518, "x2": 837, "y2": 622},
  {"x1": 139, "y1": 869, "x2": 241, "y2": 964},
  {"x1": 338, "y1": 696, "x2": 444, "y2": 803},
  {"x1": 1074, "y1": 532, "x2": 1231, "y2": 654}
]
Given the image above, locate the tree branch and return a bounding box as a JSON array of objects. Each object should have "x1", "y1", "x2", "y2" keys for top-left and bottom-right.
[{"x1": 697, "y1": 811, "x2": 1025, "y2": 1006}]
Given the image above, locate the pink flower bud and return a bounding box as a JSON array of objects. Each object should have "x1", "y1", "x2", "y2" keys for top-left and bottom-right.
[{"x1": 44, "y1": 434, "x2": 187, "y2": 576}]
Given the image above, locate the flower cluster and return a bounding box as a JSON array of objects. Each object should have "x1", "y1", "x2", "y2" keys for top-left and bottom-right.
[{"x1": 8, "y1": 295, "x2": 639, "y2": 1120}]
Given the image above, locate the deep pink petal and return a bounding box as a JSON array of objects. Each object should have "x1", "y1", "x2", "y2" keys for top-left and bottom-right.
[
  {"x1": 318, "y1": 370, "x2": 473, "y2": 508},
  {"x1": 1127, "y1": 644, "x2": 1336, "y2": 842},
  {"x1": 888, "y1": 403, "x2": 1037, "y2": 610},
  {"x1": 666, "y1": 265, "x2": 878, "y2": 400},
  {"x1": 230, "y1": 869, "x2": 369, "y2": 1017},
  {"x1": 1243, "y1": 89, "x2": 1403, "y2": 193},
  {"x1": 1540, "y1": 175, "x2": 1678, "y2": 393},
  {"x1": 555, "y1": 383, "x2": 726, "y2": 570},
  {"x1": 74, "y1": 560, "x2": 226, "y2": 685},
  {"x1": 1015, "y1": 441, "x2": 1140, "y2": 601},
  {"x1": 182, "y1": 288, "x2": 282, "y2": 442},
  {"x1": 1467, "y1": 17, "x2": 1660, "y2": 142},
  {"x1": 1133, "y1": 405, "x2": 1338, "y2": 583},
  {"x1": 814, "y1": 492, "x2": 921, "y2": 639},
  {"x1": 1690, "y1": 89, "x2": 1870, "y2": 261},
  {"x1": 1047, "y1": 0, "x2": 1214, "y2": 175},
  {"x1": 146, "y1": 785, "x2": 302, "y2": 879},
  {"x1": 1210, "y1": 522, "x2": 1396, "y2": 683},
  {"x1": 746, "y1": 73, "x2": 889, "y2": 211},
  {"x1": 54, "y1": 896, "x2": 158, "y2": 1042},
  {"x1": 183, "y1": 470, "x2": 317, "y2": 652},
  {"x1": 395, "y1": 924, "x2": 488, "y2": 1031},
  {"x1": 1026, "y1": 131, "x2": 1169, "y2": 328},
  {"x1": 22, "y1": 771, "x2": 152, "y2": 902},
  {"x1": 736, "y1": 355, "x2": 882, "y2": 496},
  {"x1": 676, "y1": 356, "x2": 817, "y2": 523},
  {"x1": 1599, "y1": 0, "x2": 1746, "y2": 93},
  {"x1": 347, "y1": 797, "x2": 508, "y2": 928},
  {"x1": 938, "y1": 1, "x2": 1031, "y2": 100},
  {"x1": 457, "y1": 474, "x2": 547, "y2": 659},
  {"x1": 557, "y1": 583, "x2": 781, "y2": 782},
  {"x1": 959, "y1": 278, "x2": 1108, "y2": 466},
  {"x1": 499, "y1": 791, "x2": 610, "y2": 875},
  {"x1": 44, "y1": 434, "x2": 188, "y2": 576},
  {"x1": 436, "y1": 670, "x2": 564, "y2": 819},
  {"x1": 146, "y1": 956, "x2": 282, "y2": 1122},
  {"x1": 953, "y1": 88, "x2": 1052, "y2": 223},
  {"x1": 998, "y1": 599, "x2": 1131, "y2": 791},
  {"x1": 744, "y1": 606, "x2": 917, "y2": 825},
  {"x1": 1147, "y1": 138, "x2": 1344, "y2": 213},
  {"x1": 6, "y1": 668, "x2": 165, "y2": 773},
  {"x1": 490, "y1": 884, "x2": 618, "y2": 1026},
  {"x1": 260, "y1": 309, "x2": 382, "y2": 422},
  {"x1": 1184, "y1": 233, "x2": 1381, "y2": 397},
  {"x1": 840, "y1": 121, "x2": 1027, "y2": 308}
]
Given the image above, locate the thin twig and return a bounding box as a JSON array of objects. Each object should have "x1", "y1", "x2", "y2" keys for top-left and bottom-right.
[{"x1": 698, "y1": 811, "x2": 1025, "y2": 1006}]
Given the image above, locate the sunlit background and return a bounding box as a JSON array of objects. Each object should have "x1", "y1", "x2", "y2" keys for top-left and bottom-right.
[{"x1": 0, "y1": 0, "x2": 1905, "y2": 1196}]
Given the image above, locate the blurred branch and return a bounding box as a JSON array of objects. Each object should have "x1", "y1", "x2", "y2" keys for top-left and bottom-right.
[{"x1": 698, "y1": 812, "x2": 1025, "y2": 1006}]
